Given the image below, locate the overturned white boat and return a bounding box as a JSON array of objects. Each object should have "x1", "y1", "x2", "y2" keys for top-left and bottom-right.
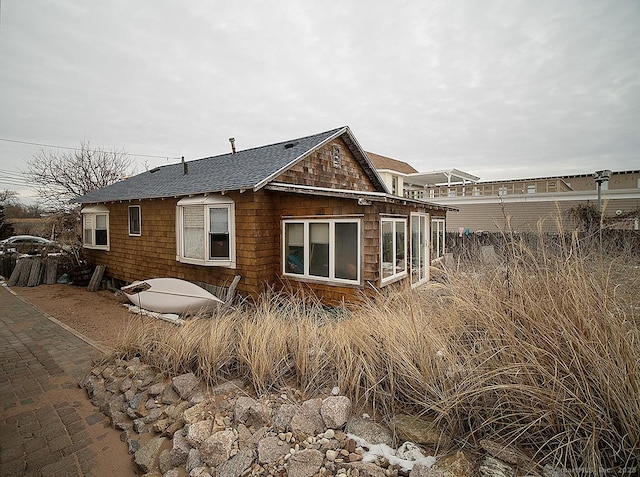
[{"x1": 121, "y1": 278, "x2": 223, "y2": 314}]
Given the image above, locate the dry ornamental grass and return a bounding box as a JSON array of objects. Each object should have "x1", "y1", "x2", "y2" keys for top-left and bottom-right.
[{"x1": 114, "y1": 234, "x2": 640, "y2": 472}]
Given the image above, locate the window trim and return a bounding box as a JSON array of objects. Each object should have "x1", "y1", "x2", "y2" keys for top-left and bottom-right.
[
  {"x1": 411, "y1": 213, "x2": 430, "y2": 287},
  {"x1": 128, "y1": 205, "x2": 141, "y2": 236},
  {"x1": 81, "y1": 205, "x2": 110, "y2": 251},
  {"x1": 431, "y1": 217, "x2": 446, "y2": 261},
  {"x1": 175, "y1": 195, "x2": 236, "y2": 268},
  {"x1": 380, "y1": 216, "x2": 408, "y2": 286},
  {"x1": 282, "y1": 218, "x2": 361, "y2": 285}
]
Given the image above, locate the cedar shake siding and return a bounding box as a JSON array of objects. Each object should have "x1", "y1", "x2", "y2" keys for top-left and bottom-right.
[
  {"x1": 77, "y1": 127, "x2": 451, "y2": 305},
  {"x1": 81, "y1": 190, "x2": 445, "y2": 304},
  {"x1": 275, "y1": 139, "x2": 378, "y2": 192}
]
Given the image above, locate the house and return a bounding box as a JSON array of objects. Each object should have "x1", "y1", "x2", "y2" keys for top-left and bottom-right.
[
  {"x1": 371, "y1": 156, "x2": 640, "y2": 234},
  {"x1": 76, "y1": 127, "x2": 451, "y2": 304},
  {"x1": 411, "y1": 170, "x2": 640, "y2": 233}
]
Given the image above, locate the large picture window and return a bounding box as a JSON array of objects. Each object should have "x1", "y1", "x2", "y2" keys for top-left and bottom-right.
[
  {"x1": 381, "y1": 217, "x2": 407, "y2": 284},
  {"x1": 283, "y1": 218, "x2": 360, "y2": 284},
  {"x1": 81, "y1": 205, "x2": 110, "y2": 251},
  {"x1": 431, "y1": 218, "x2": 446, "y2": 260},
  {"x1": 176, "y1": 195, "x2": 235, "y2": 268}
]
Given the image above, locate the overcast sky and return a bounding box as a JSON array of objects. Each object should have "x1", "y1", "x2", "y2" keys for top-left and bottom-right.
[{"x1": 1, "y1": 0, "x2": 638, "y2": 200}]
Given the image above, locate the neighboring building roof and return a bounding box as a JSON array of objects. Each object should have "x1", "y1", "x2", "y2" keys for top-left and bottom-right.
[
  {"x1": 76, "y1": 127, "x2": 387, "y2": 204},
  {"x1": 405, "y1": 169, "x2": 481, "y2": 187},
  {"x1": 366, "y1": 152, "x2": 418, "y2": 175}
]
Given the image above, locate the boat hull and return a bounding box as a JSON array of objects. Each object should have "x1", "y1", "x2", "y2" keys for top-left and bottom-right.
[{"x1": 122, "y1": 278, "x2": 223, "y2": 314}]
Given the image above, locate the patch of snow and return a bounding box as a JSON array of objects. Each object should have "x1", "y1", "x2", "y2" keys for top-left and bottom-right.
[{"x1": 347, "y1": 434, "x2": 437, "y2": 472}]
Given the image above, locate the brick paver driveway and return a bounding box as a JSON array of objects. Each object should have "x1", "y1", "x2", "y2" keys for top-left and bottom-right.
[{"x1": 0, "y1": 285, "x2": 135, "y2": 476}]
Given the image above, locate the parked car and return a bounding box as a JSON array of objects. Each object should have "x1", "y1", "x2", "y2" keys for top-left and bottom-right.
[{"x1": 0, "y1": 235, "x2": 57, "y2": 255}]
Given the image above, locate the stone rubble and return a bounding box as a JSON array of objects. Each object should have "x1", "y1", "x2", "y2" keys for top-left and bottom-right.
[{"x1": 79, "y1": 357, "x2": 532, "y2": 477}]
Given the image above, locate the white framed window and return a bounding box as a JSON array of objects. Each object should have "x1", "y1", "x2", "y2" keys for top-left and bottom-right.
[
  {"x1": 128, "y1": 205, "x2": 141, "y2": 236},
  {"x1": 81, "y1": 204, "x2": 110, "y2": 251},
  {"x1": 283, "y1": 218, "x2": 360, "y2": 285},
  {"x1": 380, "y1": 217, "x2": 407, "y2": 284},
  {"x1": 411, "y1": 213, "x2": 430, "y2": 286},
  {"x1": 498, "y1": 186, "x2": 508, "y2": 196},
  {"x1": 431, "y1": 218, "x2": 446, "y2": 260},
  {"x1": 527, "y1": 185, "x2": 536, "y2": 194},
  {"x1": 176, "y1": 195, "x2": 236, "y2": 268}
]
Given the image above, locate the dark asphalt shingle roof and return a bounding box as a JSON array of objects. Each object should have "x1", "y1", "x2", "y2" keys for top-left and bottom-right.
[{"x1": 77, "y1": 127, "x2": 356, "y2": 203}]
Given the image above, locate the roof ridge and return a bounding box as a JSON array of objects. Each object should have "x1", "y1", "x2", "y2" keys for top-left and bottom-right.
[{"x1": 186, "y1": 126, "x2": 346, "y2": 163}]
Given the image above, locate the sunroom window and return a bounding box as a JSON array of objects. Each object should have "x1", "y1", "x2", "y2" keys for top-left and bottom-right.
[
  {"x1": 283, "y1": 218, "x2": 360, "y2": 284},
  {"x1": 381, "y1": 217, "x2": 407, "y2": 284},
  {"x1": 81, "y1": 205, "x2": 110, "y2": 251},
  {"x1": 431, "y1": 218, "x2": 446, "y2": 260},
  {"x1": 176, "y1": 195, "x2": 235, "y2": 268}
]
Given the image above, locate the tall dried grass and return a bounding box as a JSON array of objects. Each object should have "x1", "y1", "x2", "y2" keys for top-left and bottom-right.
[{"x1": 114, "y1": 237, "x2": 639, "y2": 471}]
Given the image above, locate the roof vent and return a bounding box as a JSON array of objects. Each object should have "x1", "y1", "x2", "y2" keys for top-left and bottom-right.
[
  {"x1": 284, "y1": 141, "x2": 298, "y2": 149},
  {"x1": 229, "y1": 137, "x2": 236, "y2": 154},
  {"x1": 182, "y1": 156, "x2": 188, "y2": 175},
  {"x1": 149, "y1": 167, "x2": 160, "y2": 173}
]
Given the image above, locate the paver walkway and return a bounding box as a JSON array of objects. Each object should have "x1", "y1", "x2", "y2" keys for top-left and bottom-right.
[{"x1": 0, "y1": 285, "x2": 134, "y2": 476}]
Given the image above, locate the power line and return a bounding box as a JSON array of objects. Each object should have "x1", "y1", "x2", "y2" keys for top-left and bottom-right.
[{"x1": 0, "y1": 137, "x2": 180, "y2": 160}]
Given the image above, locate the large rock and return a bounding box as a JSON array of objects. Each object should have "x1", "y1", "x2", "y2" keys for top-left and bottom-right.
[
  {"x1": 158, "y1": 449, "x2": 172, "y2": 474},
  {"x1": 134, "y1": 436, "x2": 166, "y2": 473},
  {"x1": 186, "y1": 419, "x2": 213, "y2": 447},
  {"x1": 345, "y1": 417, "x2": 393, "y2": 446},
  {"x1": 434, "y1": 451, "x2": 476, "y2": 477},
  {"x1": 216, "y1": 448, "x2": 256, "y2": 477},
  {"x1": 321, "y1": 396, "x2": 351, "y2": 429},
  {"x1": 273, "y1": 403, "x2": 297, "y2": 431},
  {"x1": 169, "y1": 431, "x2": 191, "y2": 467},
  {"x1": 342, "y1": 461, "x2": 387, "y2": 477},
  {"x1": 287, "y1": 448, "x2": 324, "y2": 477},
  {"x1": 479, "y1": 456, "x2": 515, "y2": 477},
  {"x1": 200, "y1": 430, "x2": 236, "y2": 467},
  {"x1": 183, "y1": 402, "x2": 207, "y2": 425},
  {"x1": 257, "y1": 436, "x2": 287, "y2": 464},
  {"x1": 210, "y1": 378, "x2": 246, "y2": 396},
  {"x1": 290, "y1": 398, "x2": 325, "y2": 437},
  {"x1": 391, "y1": 414, "x2": 450, "y2": 448},
  {"x1": 172, "y1": 373, "x2": 200, "y2": 399},
  {"x1": 234, "y1": 396, "x2": 271, "y2": 428},
  {"x1": 411, "y1": 463, "x2": 445, "y2": 477},
  {"x1": 186, "y1": 448, "x2": 203, "y2": 473}
]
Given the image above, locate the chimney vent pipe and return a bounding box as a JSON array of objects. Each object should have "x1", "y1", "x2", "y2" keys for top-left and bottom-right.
[
  {"x1": 229, "y1": 137, "x2": 236, "y2": 154},
  {"x1": 182, "y1": 156, "x2": 188, "y2": 175}
]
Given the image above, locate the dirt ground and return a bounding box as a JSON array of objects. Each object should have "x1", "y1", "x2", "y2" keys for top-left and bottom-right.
[{"x1": 11, "y1": 283, "x2": 132, "y2": 349}]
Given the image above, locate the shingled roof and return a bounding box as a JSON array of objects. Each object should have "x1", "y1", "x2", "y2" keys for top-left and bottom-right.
[
  {"x1": 76, "y1": 126, "x2": 386, "y2": 204},
  {"x1": 366, "y1": 152, "x2": 418, "y2": 175}
]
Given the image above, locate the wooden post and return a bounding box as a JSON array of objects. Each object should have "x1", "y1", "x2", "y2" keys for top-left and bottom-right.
[
  {"x1": 27, "y1": 259, "x2": 43, "y2": 287},
  {"x1": 87, "y1": 265, "x2": 106, "y2": 292}
]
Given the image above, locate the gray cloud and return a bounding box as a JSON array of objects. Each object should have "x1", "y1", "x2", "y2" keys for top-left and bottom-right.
[{"x1": 0, "y1": 0, "x2": 638, "y2": 199}]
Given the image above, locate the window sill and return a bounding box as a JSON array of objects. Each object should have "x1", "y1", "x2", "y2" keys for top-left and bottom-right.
[
  {"x1": 176, "y1": 256, "x2": 236, "y2": 269},
  {"x1": 83, "y1": 244, "x2": 110, "y2": 251},
  {"x1": 380, "y1": 271, "x2": 408, "y2": 287},
  {"x1": 282, "y1": 273, "x2": 361, "y2": 288}
]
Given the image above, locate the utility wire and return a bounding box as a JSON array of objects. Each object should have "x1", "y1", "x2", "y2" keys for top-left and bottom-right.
[{"x1": 0, "y1": 137, "x2": 180, "y2": 160}]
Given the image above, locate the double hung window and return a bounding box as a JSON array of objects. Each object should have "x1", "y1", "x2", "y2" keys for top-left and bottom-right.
[
  {"x1": 283, "y1": 218, "x2": 360, "y2": 284},
  {"x1": 381, "y1": 217, "x2": 407, "y2": 284},
  {"x1": 81, "y1": 205, "x2": 110, "y2": 250},
  {"x1": 128, "y1": 206, "x2": 141, "y2": 236},
  {"x1": 176, "y1": 195, "x2": 235, "y2": 268}
]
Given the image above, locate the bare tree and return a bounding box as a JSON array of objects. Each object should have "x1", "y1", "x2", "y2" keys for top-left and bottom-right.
[{"x1": 27, "y1": 141, "x2": 133, "y2": 209}]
